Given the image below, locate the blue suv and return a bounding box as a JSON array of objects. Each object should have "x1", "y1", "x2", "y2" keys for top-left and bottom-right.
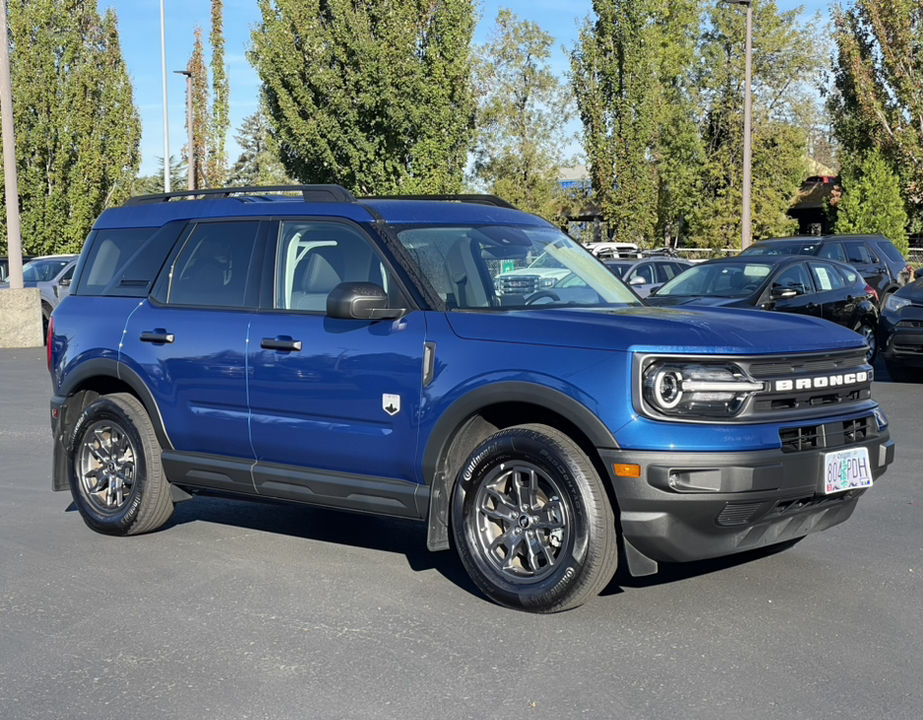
[{"x1": 48, "y1": 186, "x2": 895, "y2": 612}]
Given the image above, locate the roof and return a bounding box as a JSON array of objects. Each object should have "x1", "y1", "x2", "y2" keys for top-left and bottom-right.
[{"x1": 94, "y1": 188, "x2": 551, "y2": 230}]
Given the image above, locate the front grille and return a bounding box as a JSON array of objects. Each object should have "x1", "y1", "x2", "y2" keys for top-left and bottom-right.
[
  {"x1": 717, "y1": 501, "x2": 765, "y2": 526},
  {"x1": 748, "y1": 351, "x2": 867, "y2": 378},
  {"x1": 497, "y1": 275, "x2": 539, "y2": 295},
  {"x1": 779, "y1": 415, "x2": 876, "y2": 453}
]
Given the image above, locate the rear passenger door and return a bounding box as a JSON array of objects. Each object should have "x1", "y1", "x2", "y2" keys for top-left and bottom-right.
[
  {"x1": 247, "y1": 219, "x2": 427, "y2": 517},
  {"x1": 119, "y1": 220, "x2": 265, "y2": 494},
  {"x1": 807, "y1": 260, "x2": 855, "y2": 327}
]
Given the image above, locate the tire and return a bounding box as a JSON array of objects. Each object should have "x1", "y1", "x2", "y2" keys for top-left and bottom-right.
[
  {"x1": 41, "y1": 304, "x2": 51, "y2": 345},
  {"x1": 853, "y1": 319, "x2": 878, "y2": 365},
  {"x1": 451, "y1": 424, "x2": 618, "y2": 613},
  {"x1": 68, "y1": 393, "x2": 174, "y2": 536}
]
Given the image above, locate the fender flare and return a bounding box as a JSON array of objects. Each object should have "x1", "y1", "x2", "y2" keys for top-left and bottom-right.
[
  {"x1": 422, "y1": 381, "x2": 619, "y2": 551},
  {"x1": 58, "y1": 357, "x2": 173, "y2": 450}
]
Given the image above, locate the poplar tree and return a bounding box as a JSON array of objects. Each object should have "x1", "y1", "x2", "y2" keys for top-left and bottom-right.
[
  {"x1": 207, "y1": 0, "x2": 229, "y2": 186},
  {"x1": 186, "y1": 27, "x2": 208, "y2": 188},
  {"x1": 571, "y1": 0, "x2": 661, "y2": 243},
  {"x1": 227, "y1": 109, "x2": 293, "y2": 187},
  {"x1": 830, "y1": 0, "x2": 923, "y2": 235},
  {"x1": 249, "y1": 0, "x2": 477, "y2": 195},
  {"x1": 1, "y1": 1, "x2": 140, "y2": 255}
]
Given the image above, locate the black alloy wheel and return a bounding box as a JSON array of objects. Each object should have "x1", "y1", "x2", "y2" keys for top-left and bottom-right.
[{"x1": 451, "y1": 424, "x2": 618, "y2": 613}]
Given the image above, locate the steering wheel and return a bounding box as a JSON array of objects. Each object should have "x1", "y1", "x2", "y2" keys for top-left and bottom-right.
[{"x1": 525, "y1": 290, "x2": 561, "y2": 304}]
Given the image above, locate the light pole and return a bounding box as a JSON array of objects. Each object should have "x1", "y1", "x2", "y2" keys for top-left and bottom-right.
[
  {"x1": 174, "y1": 70, "x2": 193, "y2": 190},
  {"x1": 0, "y1": 0, "x2": 23, "y2": 289},
  {"x1": 160, "y1": 0, "x2": 171, "y2": 193},
  {"x1": 723, "y1": 0, "x2": 753, "y2": 250}
]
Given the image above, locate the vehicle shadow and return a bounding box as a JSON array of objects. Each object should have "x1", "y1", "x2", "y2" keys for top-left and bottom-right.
[{"x1": 163, "y1": 493, "x2": 482, "y2": 598}]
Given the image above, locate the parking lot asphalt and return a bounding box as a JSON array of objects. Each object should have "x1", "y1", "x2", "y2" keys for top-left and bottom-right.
[{"x1": 1, "y1": 346, "x2": 920, "y2": 720}]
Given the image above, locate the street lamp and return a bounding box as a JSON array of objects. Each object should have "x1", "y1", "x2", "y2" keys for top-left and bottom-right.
[
  {"x1": 723, "y1": 0, "x2": 753, "y2": 250},
  {"x1": 174, "y1": 70, "x2": 194, "y2": 190},
  {"x1": 160, "y1": 0, "x2": 171, "y2": 193}
]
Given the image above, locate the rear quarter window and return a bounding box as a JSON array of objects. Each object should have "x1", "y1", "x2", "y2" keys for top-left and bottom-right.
[
  {"x1": 73, "y1": 224, "x2": 185, "y2": 297},
  {"x1": 876, "y1": 241, "x2": 905, "y2": 263}
]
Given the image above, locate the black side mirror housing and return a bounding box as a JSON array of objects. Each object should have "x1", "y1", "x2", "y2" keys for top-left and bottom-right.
[
  {"x1": 770, "y1": 286, "x2": 798, "y2": 300},
  {"x1": 327, "y1": 282, "x2": 405, "y2": 320}
]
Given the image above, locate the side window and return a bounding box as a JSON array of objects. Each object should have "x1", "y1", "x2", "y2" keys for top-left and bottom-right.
[
  {"x1": 772, "y1": 263, "x2": 813, "y2": 295},
  {"x1": 863, "y1": 243, "x2": 880, "y2": 263},
  {"x1": 275, "y1": 221, "x2": 392, "y2": 312},
  {"x1": 844, "y1": 242, "x2": 871, "y2": 265},
  {"x1": 818, "y1": 243, "x2": 846, "y2": 262},
  {"x1": 876, "y1": 240, "x2": 904, "y2": 263},
  {"x1": 629, "y1": 263, "x2": 655, "y2": 284},
  {"x1": 168, "y1": 221, "x2": 260, "y2": 307},
  {"x1": 808, "y1": 261, "x2": 845, "y2": 291}
]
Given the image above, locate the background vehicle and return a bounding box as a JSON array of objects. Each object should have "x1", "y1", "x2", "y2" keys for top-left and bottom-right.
[
  {"x1": 741, "y1": 234, "x2": 912, "y2": 306},
  {"x1": 647, "y1": 255, "x2": 881, "y2": 362},
  {"x1": 0, "y1": 254, "x2": 77, "y2": 338},
  {"x1": 879, "y1": 279, "x2": 923, "y2": 382},
  {"x1": 0, "y1": 256, "x2": 32, "y2": 282},
  {"x1": 584, "y1": 242, "x2": 641, "y2": 259},
  {"x1": 493, "y1": 249, "x2": 573, "y2": 296},
  {"x1": 603, "y1": 257, "x2": 692, "y2": 298},
  {"x1": 49, "y1": 186, "x2": 893, "y2": 613}
]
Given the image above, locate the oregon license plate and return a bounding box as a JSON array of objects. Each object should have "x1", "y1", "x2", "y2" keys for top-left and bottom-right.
[{"x1": 823, "y1": 447, "x2": 873, "y2": 494}]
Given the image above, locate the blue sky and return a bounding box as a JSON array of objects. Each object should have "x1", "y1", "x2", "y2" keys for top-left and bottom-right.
[{"x1": 101, "y1": 1, "x2": 833, "y2": 176}]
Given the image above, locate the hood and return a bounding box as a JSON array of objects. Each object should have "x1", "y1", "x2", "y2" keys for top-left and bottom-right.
[
  {"x1": 445, "y1": 305, "x2": 865, "y2": 356},
  {"x1": 895, "y1": 278, "x2": 923, "y2": 304}
]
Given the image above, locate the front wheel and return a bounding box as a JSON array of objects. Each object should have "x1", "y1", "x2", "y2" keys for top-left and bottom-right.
[
  {"x1": 451, "y1": 424, "x2": 618, "y2": 612},
  {"x1": 853, "y1": 319, "x2": 878, "y2": 365},
  {"x1": 68, "y1": 393, "x2": 174, "y2": 536}
]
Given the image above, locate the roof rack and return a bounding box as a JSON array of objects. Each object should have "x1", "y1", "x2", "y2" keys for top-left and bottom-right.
[
  {"x1": 361, "y1": 194, "x2": 517, "y2": 209},
  {"x1": 124, "y1": 185, "x2": 356, "y2": 206}
]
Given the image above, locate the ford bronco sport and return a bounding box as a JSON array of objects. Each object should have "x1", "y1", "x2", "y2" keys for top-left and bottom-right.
[{"x1": 48, "y1": 186, "x2": 895, "y2": 612}]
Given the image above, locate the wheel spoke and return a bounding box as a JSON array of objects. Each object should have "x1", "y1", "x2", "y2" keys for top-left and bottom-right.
[
  {"x1": 534, "y1": 498, "x2": 565, "y2": 530},
  {"x1": 481, "y1": 487, "x2": 518, "y2": 523},
  {"x1": 525, "y1": 533, "x2": 554, "y2": 571}
]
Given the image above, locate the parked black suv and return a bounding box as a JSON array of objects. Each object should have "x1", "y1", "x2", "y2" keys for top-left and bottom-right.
[{"x1": 741, "y1": 234, "x2": 912, "y2": 305}]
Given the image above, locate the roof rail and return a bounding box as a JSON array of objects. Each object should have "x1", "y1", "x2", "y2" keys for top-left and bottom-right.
[
  {"x1": 124, "y1": 185, "x2": 356, "y2": 206},
  {"x1": 361, "y1": 194, "x2": 517, "y2": 209}
]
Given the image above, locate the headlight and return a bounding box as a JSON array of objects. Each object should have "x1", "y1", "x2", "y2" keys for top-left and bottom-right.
[
  {"x1": 885, "y1": 294, "x2": 911, "y2": 313},
  {"x1": 540, "y1": 277, "x2": 556, "y2": 288},
  {"x1": 642, "y1": 362, "x2": 764, "y2": 419}
]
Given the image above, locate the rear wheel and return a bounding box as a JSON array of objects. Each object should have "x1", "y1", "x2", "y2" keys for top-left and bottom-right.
[
  {"x1": 451, "y1": 424, "x2": 618, "y2": 613},
  {"x1": 68, "y1": 393, "x2": 174, "y2": 536}
]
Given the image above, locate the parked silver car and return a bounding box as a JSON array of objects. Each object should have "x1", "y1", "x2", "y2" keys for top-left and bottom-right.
[{"x1": 0, "y1": 254, "x2": 78, "y2": 338}]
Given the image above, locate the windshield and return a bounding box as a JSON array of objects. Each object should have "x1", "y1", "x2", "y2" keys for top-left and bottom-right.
[
  {"x1": 656, "y1": 262, "x2": 772, "y2": 298},
  {"x1": 741, "y1": 241, "x2": 817, "y2": 256},
  {"x1": 22, "y1": 259, "x2": 70, "y2": 283},
  {"x1": 393, "y1": 224, "x2": 641, "y2": 309}
]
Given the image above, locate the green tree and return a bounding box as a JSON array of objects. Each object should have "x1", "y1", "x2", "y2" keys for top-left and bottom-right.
[
  {"x1": 829, "y1": 0, "x2": 923, "y2": 234},
  {"x1": 185, "y1": 27, "x2": 209, "y2": 188},
  {"x1": 688, "y1": 0, "x2": 819, "y2": 248},
  {"x1": 1, "y1": 1, "x2": 140, "y2": 255},
  {"x1": 571, "y1": 0, "x2": 660, "y2": 243},
  {"x1": 834, "y1": 148, "x2": 909, "y2": 253},
  {"x1": 227, "y1": 109, "x2": 293, "y2": 187},
  {"x1": 471, "y1": 9, "x2": 574, "y2": 222},
  {"x1": 207, "y1": 0, "x2": 229, "y2": 186},
  {"x1": 133, "y1": 157, "x2": 187, "y2": 196},
  {"x1": 249, "y1": 0, "x2": 476, "y2": 195}
]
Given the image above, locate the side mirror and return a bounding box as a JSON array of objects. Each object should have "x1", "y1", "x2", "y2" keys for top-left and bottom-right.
[
  {"x1": 327, "y1": 282, "x2": 405, "y2": 320},
  {"x1": 629, "y1": 275, "x2": 646, "y2": 286},
  {"x1": 770, "y1": 286, "x2": 797, "y2": 300},
  {"x1": 59, "y1": 278, "x2": 71, "y2": 287}
]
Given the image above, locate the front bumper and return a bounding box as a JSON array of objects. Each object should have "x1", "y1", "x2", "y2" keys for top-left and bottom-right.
[
  {"x1": 601, "y1": 424, "x2": 893, "y2": 573},
  {"x1": 880, "y1": 310, "x2": 923, "y2": 367}
]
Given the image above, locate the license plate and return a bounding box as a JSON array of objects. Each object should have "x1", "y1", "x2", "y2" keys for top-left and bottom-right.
[{"x1": 823, "y1": 447, "x2": 873, "y2": 494}]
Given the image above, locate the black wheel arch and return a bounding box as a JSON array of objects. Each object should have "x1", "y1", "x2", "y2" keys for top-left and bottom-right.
[
  {"x1": 57, "y1": 358, "x2": 173, "y2": 452},
  {"x1": 423, "y1": 381, "x2": 619, "y2": 551}
]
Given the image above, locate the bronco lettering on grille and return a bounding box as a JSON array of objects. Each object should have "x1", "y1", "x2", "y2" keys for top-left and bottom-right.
[{"x1": 774, "y1": 372, "x2": 868, "y2": 392}]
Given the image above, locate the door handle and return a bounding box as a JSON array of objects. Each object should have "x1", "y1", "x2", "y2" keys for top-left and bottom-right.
[
  {"x1": 140, "y1": 330, "x2": 175, "y2": 343},
  {"x1": 261, "y1": 337, "x2": 303, "y2": 352}
]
